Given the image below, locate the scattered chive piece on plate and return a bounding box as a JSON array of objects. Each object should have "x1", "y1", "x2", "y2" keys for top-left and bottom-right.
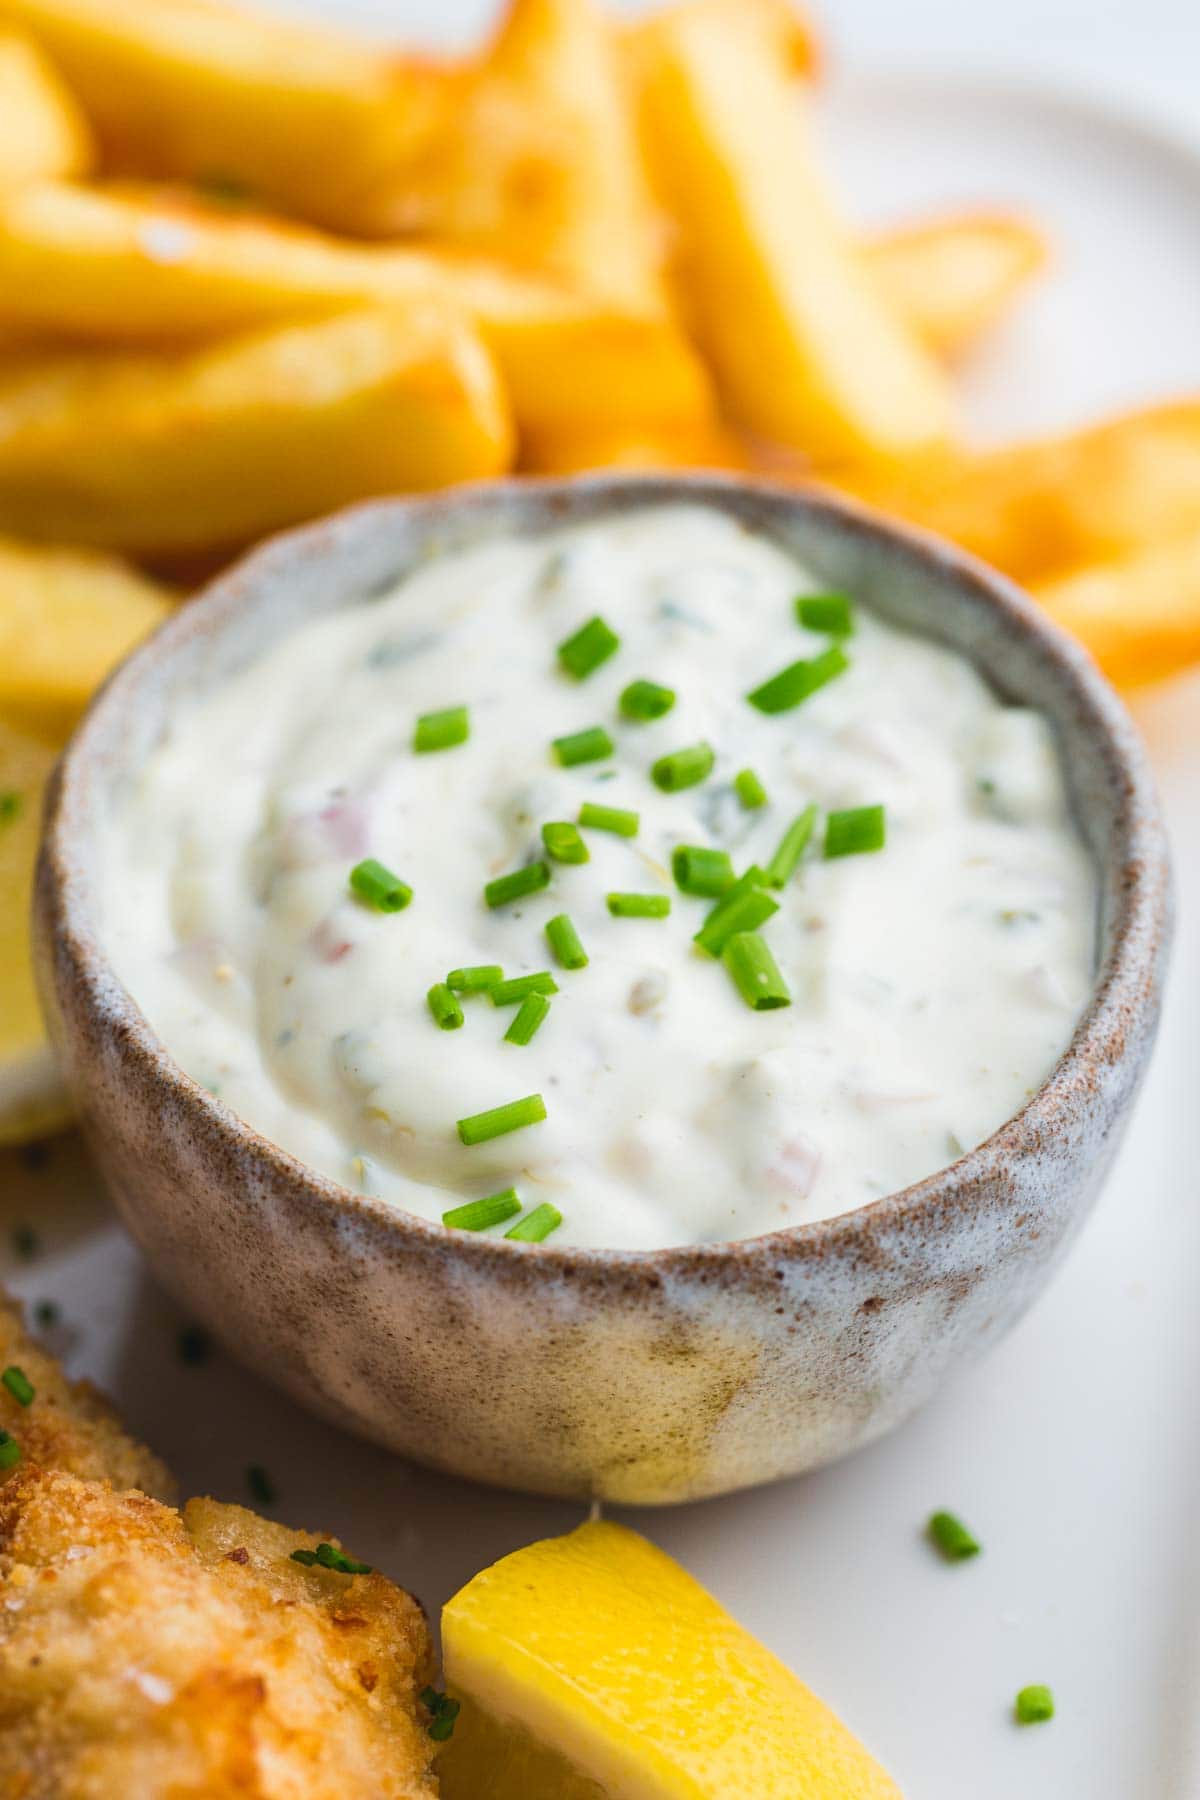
[
  {"x1": 33, "y1": 1300, "x2": 59, "y2": 1330},
  {"x1": 553, "y1": 725, "x2": 614, "y2": 767},
  {"x1": 1015, "y1": 1686, "x2": 1055, "y2": 1726},
  {"x1": 0, "y1": 791, "x2": 20, "y2": 827},
  {"x1": 484, "y1": 860, "x2": 551, "y2": 909},
  {"x1": 443, "y1": 1189, "x2": 522, "y2": 1231},
  {"x1": 824, "y1": 803, "x2": 886, "y2": 859},
  {"x1": 1, "y1": 1366, "x2": 34, "y2": 1407},
  {"x1": 746, "y1": 644, "x2": 849, "y2": 714},
  {"x1": 546, "y1": 913, "x2": 588, "y2": 969},
  {"x1": 292, "y1": 1541, "x2": 373, "y2": 1575},
  {"x1": 723, "y1": 931, "x2": 791, "y2": 1011},
  {"x1": 349, "y1": 857, "x2": 412, "y2": 912},
  {"x1": 489, "y1": 972, "x2": 559, "y2": 1006},
  {"x1": 607, "y1": 892, "x2": 671, "y2": 919},
  {"x1": 927, "y1": 1510, "x2": 982, "y2": 1561},
  {"x1": 558, "y1": 615, "x2": 620, "y2": 680},
  {"x1": 427, "y1": 982, "x2": 464, "y2": 1031},
  {"x1": 246, "y1": 1464, "x2": 276, "y2": 1505},
  {"x1": 542, "y1": 820, "x2": 590, "y2": 864},
  {"x1": 421, "y1": 1689, "x2": 462, "y2": 1742},
  {"x1": 447, "y1": 964, "x2": 503, "y2": 994},
  {"x1": 177, "y1": 1324, "x2": 210, "y2": 1365},
  {"x1": 796, "y1": 591, "x2": 855, "y2": 636},
  {"x1": 734, "y1": 768, "x2": 768, "y2": 810},
  {"x1": 0, "y1": 1431, "x2": 21, "y2": 1471},
  {"x1": 651, "y1": 742, "x2": 714, "y2": 792},
  {"x1": 765, "y1": 804, "x2": 819, "y2": 888},
  {"x1": 413, "y1": 704, "x2": 469, "y2": 753},
  {"x1": 505, "y1": 990, "x2": 551, "y2": 1046},
  {"x1": 505, "y1": 1202, "x2": 564, "y2": 1243},
  {"x1": 620, "y1": 678, "x2": 676, "y2": 722},
  {"x1": 672, "y1": 844, "x2": 736, "y2": 898},
  {"x1": 578, "y1": 800, "x2": 639, "y2": 837},
  {"x1": 457, "y1": 1093, "x2": 547, "y2": 1145},
  {"x1": 694, "y1": 868, "x2": 778, "y2": 958}
]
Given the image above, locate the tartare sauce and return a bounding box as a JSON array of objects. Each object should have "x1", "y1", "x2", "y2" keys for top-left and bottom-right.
[{"x1": 101, "y1": 505, "x2": 1096, "y2": 1249}]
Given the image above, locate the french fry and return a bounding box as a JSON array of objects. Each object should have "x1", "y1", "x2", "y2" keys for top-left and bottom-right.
[
  {"x1": 0, "y1": 0, "x2": 453, "y2": 234},
  {"x1": 1033, "y1": 531, "x2": 1200, "y2": 687},
  {"x1": 520, "y1": 421, "x2": 748, "y2": 475},
  {"x1": 0, "y1": 31, "x2": 92, "y2": 186},
  {"x1": 0, "y1": 306, "x2": 515, "y2": 556},
  {"x1": 865, "y1": 212, "x2": 1049, "y2": 357},
  {"x1": 618, "y1": 0, "x2": 821, "y2": 85},
  {"x1": 628, "y1": 3, "x2": 954, "y2": 460}
]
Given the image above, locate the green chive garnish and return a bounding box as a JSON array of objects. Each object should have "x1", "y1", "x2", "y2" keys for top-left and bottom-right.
[
  {"x1": 447, "y1": 964, "x2": 503, "y2": 994},
  {"x1": 734, "y1": 768, "x2": 768, "y2": 810},
  {"x1": 33, "y1": 1301, "x2": 59, "y2": 1330},
  {"x1": 553, "y1": 725, "x2": 614, "y2": 767},
  {"x1": 421, "y1": 1688, "x2": 462, "y2": 1741},
  {"x1": 825, "y1": 804, "x2": 886, "y2": 858},
  {"x1": 797, "y1": 591, "x2": 855, "y2": 636},
  {"x1": 489, "y1": 972, "x2": 558, "y2": 1006},
  {"x1": 765, "y1": 804, "x2": 818, "y2": 888},
  {"x1": 620, "y1": 678, "x2": 676, "y2": 722},
  {"x1": 558, "y1": 615, "x2": 620, "y2": 680},
  {"x1": 723, "y1": 932, "x2": 791, "y2": 1011},
  {"x1": 2, "y1": 1366, "x2": 34, "y2": 1407},
  {"x1": 578, "y1": 801, "x2": 639, "y2": 837},
  {"x1": 694, "y1": 868, "x2": 778, "y2": 957},
  {"x1": 349, "y1": 857, "x2": 412, "y2": 912},
  {"x1": 607, "y1": 893, "x2": 671, "y2": 919},
  {"x1": 505, "y1": 1202, "x2": 563, "y2": 1243},
  {"x1": 291, "y1": 1541, "x2": 373, "y2": 1575},
  {"x1": 672, "y1": 845, "x2": 735, "y2": 899},
  {"x1": 413, "y1": 704, "x2": 469, "y2": 753},
  {"x1": 442, "y1": 1189, "x2": 522, "y2": 1231},
  {"x1": 177, "y1": 1324, "x2": 210, "y2": 1365},
  {"x1": 927, "y1": 1510, "x2": 982, "y2": 1561},
  {"x1": 747, "y1": 644, "x2": 849, "y2": 714},
  {"x1": 542, "y1": 821, "x2": 589, "y2": 864},
  {"x1": 246, "y1": 1464, "x2": 276, "y2": 1505},
  {"x1": 545, "y1": 913, "x2": 588, "y2": 969},
  {"x1": 0, "y1": 792, "x2": 20, "y2": 827},
  {"x1": 0, "y1": 1430, "x2": 21, "y2": 1470},
  {"x1": 484, "y1": 861, "x2": 551, "y2": 908},
  {"x1": 651, "y1": 742, "x2": 714, "y2": 792},
  {"x1": 1015, "y1": 1686, "x2": 1055, "y2": 1725},
  {"x1": 505, "y1": 991, "x2": 550, "y2": 1046},
  {"x1": 457, "y1": 1093, "x2": 547, "y2": 1144},
  {"x1": 427, "y1": 982, "x2": 464, "y2": 1031}
]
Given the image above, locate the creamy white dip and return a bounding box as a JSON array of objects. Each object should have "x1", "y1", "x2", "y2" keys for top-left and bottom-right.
[{"x1": 101, "y1": 505, "x2": 1096, "y2": 1249}]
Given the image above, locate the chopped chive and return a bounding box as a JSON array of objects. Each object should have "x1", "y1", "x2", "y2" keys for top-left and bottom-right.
[
  {"x1": 541, "y1": 821, "x2": 589, "y2": 864},
  {"x1": 824, "y1": 804, "x2": 886, "y2": 859},
  {"x1": 927, "y1": 1510, "x2": 982, "y2": 1562},
  {"x1": 484, "y1": 860, "x2": 551, "y2": 909},
  {"x1": 457, "y1": 1093, "x2": 547, "y2": 1145},
  {"x1": 797, "y1": 591, "x2": 855, "y2": 636},
  {"x1": 0, "y1": 791, "x2": 20, "y2": 827},
  {"x1": 177, "y1": 1324, "x2": 211, "y2": 1365},
  {"x1": 421, "y1": 1688, "x2": 462, "y2": 1740},
  {"x1": 545, "y1": 913, "x2": 588, "y2": 970},
  {"x1": 447, "y1": 964, "x2": 503, "y2": 994},
  {"x1": 349, "y1": 857, "x2": 412, "y2": 912},
  {"x1": 578, "y1": 801, "x2": 639, "y2": 837},
  {"x1": 413, "y1": 704, "x2": 469, "y2": 753},
  {"x1": 607, "y1": 892, "x2": 671, "y2": 919},
  {"x1": 734, "y1": 768, "x2": 768, "y2": 810},
  {"x1": 553, "y1": 725, "x2": 614, "y2": 767},
  {"x1": 672, "y1": 845, "x2": 735, "y2": 899},
  {"x1": 765, "y1": 804, "x2": 818, "y2": 888},
  {"x1": 1015, "y1": 1686, "x2": 1055, "y2": 1725},
  {"x1": 651, "y1": 742, "x2": 714, "y2": 792},
  {"x1": 290, "y1": 1541, "x2": 373, "y2": 1575},
  {"x1": 442, "y1": 1189, "x2": 522, "y2": 1231},
  {"x1": 693, "y1": 867, "x2": 777, "y2": 957},
  {"x1": 723, "y1": 932, "x2": 791, "y2": 1011},
  {"x1": 620, "y1": 678, "x2": 676, "y2": 722},
  {"x1": 2, "y1": 1366, "x2": 34, "y2": 1407},
  {"x1": 427, "y1": 982, "x2": 464, "y2": 1031},
  {"x1": 489, "y1": 972, "x2": 558, "y2": 1007},
  {"x1": 505, "y1": 991, "x2": 550, "y2": 1046},
  {"x1": 0, "y1": 1430, "x2": 20, "y2": 1470},
  {"x1": 747, "y1": 644, "x2": 849, "y2": 714},
  {"x1": 246, "y1": 1464, "x2": 276, "y2": 1505},
  {"x1": 33, "y1": 1301, "x2": 59, "y2": 1330},
  {"x1": 558, "y1": 615, "x2": 620, "y2": 680},
  {"x1": 505, "y1": 1202, "x2": 563, "y2": 1243}
]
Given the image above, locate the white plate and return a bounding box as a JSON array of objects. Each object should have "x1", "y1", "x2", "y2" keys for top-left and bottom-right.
[{"x1": 5, "y1": 61, "x2": 1200, "y2": 1800}]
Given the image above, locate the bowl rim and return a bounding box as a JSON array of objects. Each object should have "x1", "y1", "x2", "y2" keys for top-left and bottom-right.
[{"x1": 39, "y1": 471, "x2": 1171, "y2": 1276}]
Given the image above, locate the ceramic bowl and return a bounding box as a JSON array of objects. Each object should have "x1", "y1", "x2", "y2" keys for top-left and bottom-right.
[{"x1": 34, "y1": 475, "x2": 1172, "y2": 1504}]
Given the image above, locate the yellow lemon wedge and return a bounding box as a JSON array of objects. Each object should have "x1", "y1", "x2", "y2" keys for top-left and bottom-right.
[
  {"x1": 0, "y1": 712, "x2": 69, "y2": 1145},
  {"x1": 439, "y1": 1520, "x2": 903, "y2": 1799}
]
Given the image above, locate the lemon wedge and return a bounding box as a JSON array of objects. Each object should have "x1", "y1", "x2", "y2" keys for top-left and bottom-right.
[
  {"x1": 439, "y1": 1520, "x2": 902, "y2": 1799},
  {"x1": 0, "y1": 712, "x2": 70, "y2": 1145}
]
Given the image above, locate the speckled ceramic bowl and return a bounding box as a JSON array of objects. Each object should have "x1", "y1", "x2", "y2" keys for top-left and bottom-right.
[{"x1": 35, "y1": 476, "x2": 1171, "y2": 1504}]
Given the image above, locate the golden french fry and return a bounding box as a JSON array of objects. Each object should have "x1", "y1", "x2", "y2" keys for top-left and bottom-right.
[
  {"x1": 1033, "y1": 530, "x2": 1200, "y2": 687},
  {"x1": 628, "y1": 3, "x2": 954, "y2": 460},
  {"x1": 0, "y1": 0, "x2": 453, "y2": 234},
  {"x1": 0, "y1": 306, "x2": 514, "y2": 556},
  {"x1": 866, "y1": 212, "x2": 1049, "y2": 357},
  {"x1": 0, "y1": 31, "x2": 92, "y2": 186},
  {"x1": 619, "y1": 0, "x2": 821, "y2": 85},
  {"x1": 520, "y1": 421, "x2": 748, "y2": 475}
]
